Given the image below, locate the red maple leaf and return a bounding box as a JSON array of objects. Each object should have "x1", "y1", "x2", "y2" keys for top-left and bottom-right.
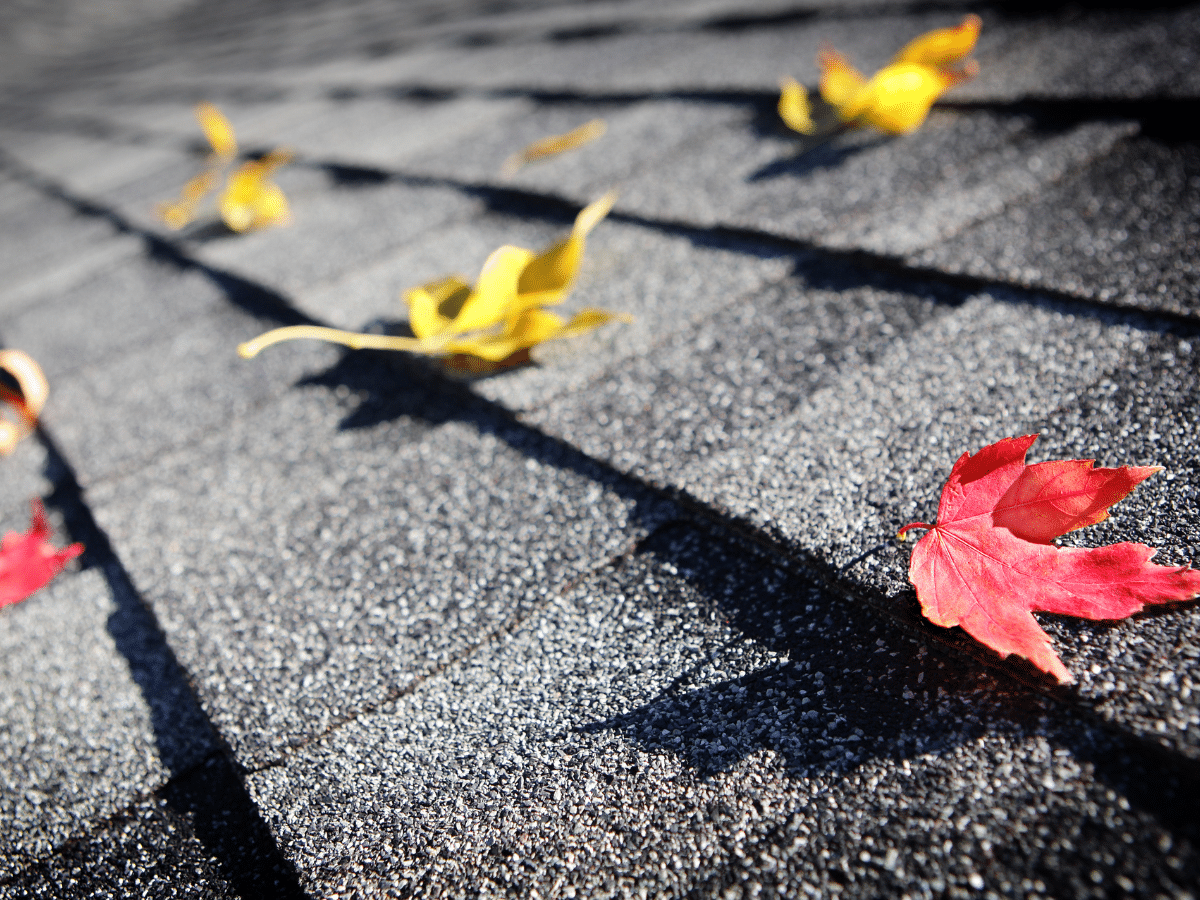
[
  {"x1": 0, "y1": 499, "x2": 84, "y2": 609},
  {"x1": 898, "y1": 435, "x2": 1200, "y2": 683}
]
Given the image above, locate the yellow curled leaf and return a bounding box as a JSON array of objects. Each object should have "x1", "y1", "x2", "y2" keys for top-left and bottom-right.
[
  {"x1": 0, "y1": 350, "x2": 49, "y2": 455},
  {"x1": 891, "y1": 14, "x2": 982, "y2": 69},
  {"x1": 404, "y1": 276, "x2": 472, "y2": 340},
  {"x1": 219, "y1": 154, "x2": 292, "y2": 232},
  {"x1": 239, "y1": 189, "x2": 628, "y2": 366},
  {"x1": 778, "y1": 78, "x2": 815, "y2": 135},
  {"x1": 517, "y1": 191, "x2": 617, "y2": 304},
  {"x1": 855, "y1": 62, "x2": 964, "y2": 134},
  {"x1": 501, "y1": 118, "x2": 607, "y2": 176},
  {"x1": 197, "y1": 102, "x2": 238, "y2": 163},
  {"x1": 818, "y1": 48, "x2": 868, "y2": 116}
]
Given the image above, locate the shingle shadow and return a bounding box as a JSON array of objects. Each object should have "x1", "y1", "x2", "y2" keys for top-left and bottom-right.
[
  {"x1": 36, "y1": 426, "x2": 311, "y2": 899},
  {"x1": 295, "y1": 347, "x2": 678, "y2": 528},
  {"x1": 579, "y1": 521, "x2": 1200, "y2": 840},
  {"x1": 748, "y1": 132, "x2": 887, "y2": 181}
]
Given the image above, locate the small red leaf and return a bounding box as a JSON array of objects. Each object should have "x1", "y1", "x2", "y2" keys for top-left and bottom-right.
[
  {"x1": 0, "y1": 499, "x2": 84, "y2": 609},
  {"x1": 900, "y1": 435, "x2": 1200, "y2": 683}
]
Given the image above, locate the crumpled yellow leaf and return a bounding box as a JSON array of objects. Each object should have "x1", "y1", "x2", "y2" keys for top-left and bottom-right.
[
  {"x1": 238, "y1": 192, "x2": 629, "y2": 367},
  {"x1": 840, "y1": 61, "x2": 970, "y2": 135},
  {"x1": 781, "y1": 15, "x2": 980, "y2": 136},
  {"x1": 159, "y1": 104, "x2": 292, "y2": 232},
  {"x1": 501, "y1": 118, "x2": 607, "y2": 177},
  {"x1": 219, "y1": 149, "x2": 293, "y2": 233},
  {"x1": 891, "y1": 14, "x2": 982, "y2": 69},
  {"x1": 0, "y1": 350, "x2": 49, "y2": 456},
  {"x1": 778, "y1": 77, "x2": 815, "y2": 135},
  {"x1": 197, "y1": 101, "x2": 238, "y2": 163}
]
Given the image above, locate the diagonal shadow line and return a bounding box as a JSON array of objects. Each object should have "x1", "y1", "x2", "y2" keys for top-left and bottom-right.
[
  {"x1": 304, "y1": 153, "x2": 1200, "y2": 334},
  {"x1": 9, "y1": 113, "x2": 1196, "y2": 336},
  {"x1": 35, "y1": 423, "x2": 310, "y2": 899},
  {"x1": 293, "y1": 339, "x2": 1200, "y2": 792},
  {"x1": 0, "y1": 146, "x2": 317, "y2": 331}
]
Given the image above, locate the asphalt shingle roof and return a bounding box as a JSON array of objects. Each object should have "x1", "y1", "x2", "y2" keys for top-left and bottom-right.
[{"x1": 1, "y1": 1, "x2": 1198, "y2": 897}]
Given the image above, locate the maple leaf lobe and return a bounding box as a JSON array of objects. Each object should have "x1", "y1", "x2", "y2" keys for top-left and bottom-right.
[{"x1": 0, "y1": 499, "x2": 84, "y2": 608}]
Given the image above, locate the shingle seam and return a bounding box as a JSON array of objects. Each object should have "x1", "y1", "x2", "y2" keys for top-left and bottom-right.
[
  {"x1": 285, "y1": 155, "x2": 1200, "y2": 331},
  {"x1": 240, "y1": 515, "x2": 691, "y2": 776},
  {"x1": 287, "y1": 342, "x2": 1200, "y2": 786}
]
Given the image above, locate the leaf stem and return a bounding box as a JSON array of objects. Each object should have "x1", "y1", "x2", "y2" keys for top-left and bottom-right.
[
  {"x1": 237, "y1": 325, "x2": 428, "y2": 359},
  {"x1": 896, "y1": 521, "x2": 933, "y2": 540}
]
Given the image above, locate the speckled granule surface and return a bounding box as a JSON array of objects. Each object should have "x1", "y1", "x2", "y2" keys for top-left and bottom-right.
[{"x1": 2, "y1": 1, "x2": 1200, "y2": 897}]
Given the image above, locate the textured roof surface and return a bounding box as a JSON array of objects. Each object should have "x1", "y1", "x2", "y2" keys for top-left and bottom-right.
[{"x1": 1, "y1": 1, "x2": 1199, "y2": 897}]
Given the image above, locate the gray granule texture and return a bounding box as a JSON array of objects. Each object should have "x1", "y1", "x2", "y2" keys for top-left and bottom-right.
[
  {"x1": 248, "y1": 522, "x2": 1200, "y2": 898},
  {"x1": 4, "y1": 0, "x2": 1200, "y2": 894},
  {"x1": 0, "y1": 569, "x2": 215, "y2": 875},
  {"x1": 0, "y1": 794, "x2": 235, "y2": 900},
  {"x1": 912, "y1": 137, "x2": 1200, "y2": 318},
  {"x1": 86, "y1": 355, "x2": 678, "y2": 769}
]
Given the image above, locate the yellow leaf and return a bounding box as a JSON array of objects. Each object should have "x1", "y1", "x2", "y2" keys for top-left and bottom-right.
[
  {"x1": 240, "y1": 193, "x2": 629, "y2": 367},
  {"x1": 517, "y1": 190, "x2": 616, "y2": 303},
  {"x1": 159, "y1": 106, "x2": 291, "y2": 233},
  {"x1": 891, "y1": 14, "x2": 982, "y2": 69},
  {"x1": 219, "y1": 152, "x2": 294, "y2": 232},
  {"x1": 778, "y1": 78, "x2": 815, "y2": 135},
  {"x1": 810, "y1": 17, "x2": 980, "y2": 136},
  {"x1": 501, "y1": 118, "x2": 607, "y2": 176},
  {"x1": 196, "y1": 102, "x2": 238, "y2": 163}
]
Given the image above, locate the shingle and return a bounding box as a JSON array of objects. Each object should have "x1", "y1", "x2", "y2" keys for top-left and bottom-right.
[
  {"x1": 4, "y1": 0, "x2": 1200, "y2": 894},
  {"x1": 912, "y1": 137, "x2": 1200, "y2": 319}
]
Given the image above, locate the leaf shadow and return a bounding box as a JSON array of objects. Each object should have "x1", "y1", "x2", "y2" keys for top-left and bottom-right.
[
  {"x1": 577, "y1": 522, "x2": 1200, "y2": 841},
  {"x1": 748, "y1": 132, "x2": 886, "y2": 182},
  {"x1": 292, "y1": 347, "x2": 676, "y2": 527},
  {"x1": 578, "y1": 521, "x2": 1017, "y2": 778}
]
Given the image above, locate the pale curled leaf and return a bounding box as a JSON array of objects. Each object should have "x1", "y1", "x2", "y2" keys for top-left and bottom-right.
[{"x1": 0, "y1": 350, "x2": 49, "y2": 456}]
